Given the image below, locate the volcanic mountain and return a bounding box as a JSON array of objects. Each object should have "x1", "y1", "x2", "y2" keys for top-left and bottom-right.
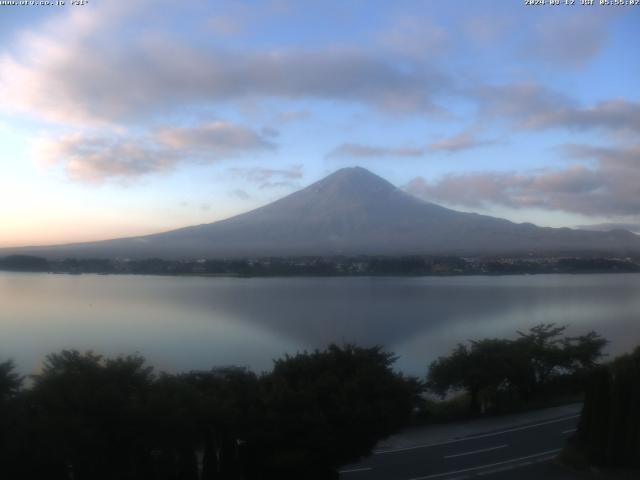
[{"x1": 4, "y1": 167, "x2": 640, "y2": 259}]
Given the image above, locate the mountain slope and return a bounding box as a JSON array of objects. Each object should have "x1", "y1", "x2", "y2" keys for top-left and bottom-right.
[{"x1": 3, "y1": 167, "x2": 640, "y2": 259}]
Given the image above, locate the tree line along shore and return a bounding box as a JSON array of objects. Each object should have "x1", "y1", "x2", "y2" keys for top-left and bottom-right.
[{"x1": 1, "y1": 253, "x2": 640, "y2": 276}]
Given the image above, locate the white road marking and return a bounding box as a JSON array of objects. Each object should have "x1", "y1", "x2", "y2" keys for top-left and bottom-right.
[
  {"x1": 561, "y1": 428, "x2": 577, "y2": 434},
  {"x1": 339, "y1": 466, "x2": 373, "y2": 474},
  {"x1": 443, "y1": 444, "x2": 508, "y2": 459},
  {"x1": 375, "y1": 414, "x2": 580, "y2": 454},
  {"x1": 407, "y1": 448, "x2": 562, "y2": 480}
]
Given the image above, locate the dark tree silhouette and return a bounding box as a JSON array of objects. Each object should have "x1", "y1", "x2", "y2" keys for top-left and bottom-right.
[
  {"x1": 427, "y1": 339, "x2": 519, "y2": 414},
  {"x1": 0, "y1": 345, "x2": 420, "y2": 480},
  {"x1": 0, "y1": 359, "x2": 22, "y2": 400},
  {"x1": 427, "y1": 325, "x2": 608, "y2": 414},
  {"x1": 249, "y1": 344, "x2": 422, "y2": 479},
  {"x1": 577, "y1": 346, "x2": 640, "y2": 468},
  {"x1": 26, "y1": 350, "x2": 155, "y2": 480},
  {"x1": 561, "y1": 331, "x2": 609, "y2": 372},
  {"x1": 0, "y1": 359, "x2": 24, "y2": 477}
]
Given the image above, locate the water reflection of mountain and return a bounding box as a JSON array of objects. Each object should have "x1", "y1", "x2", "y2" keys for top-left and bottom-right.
[
  {"x1": 171, "y1": 276, "x2": 640, "y2": 369},
  {"x1": 2, "y1": 273, "x2": 639, "y2": 377}
]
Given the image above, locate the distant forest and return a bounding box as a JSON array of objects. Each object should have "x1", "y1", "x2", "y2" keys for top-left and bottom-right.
[{"x1": 1, "y1": 254, "x2": 640, "y2": 276}]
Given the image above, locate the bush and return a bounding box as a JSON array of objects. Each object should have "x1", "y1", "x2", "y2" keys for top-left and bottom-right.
[
  {"x1": 426, "y1": 324, "x2": 607, "y2": 415},
  {"x1": 0, "y1": 345, "x2": 421, "y2": 480}
]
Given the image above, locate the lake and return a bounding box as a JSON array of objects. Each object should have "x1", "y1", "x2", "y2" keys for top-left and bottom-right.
[{"x1": 1, "y1": 272, "x2": 639, "y2": 376}]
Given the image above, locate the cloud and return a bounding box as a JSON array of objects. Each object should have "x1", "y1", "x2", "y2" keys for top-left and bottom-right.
[
  {"x1": 155, "y1": 122, "x2": 275, "y2": 155},
  {"x1": 541, "y1": 99, "x2": 640, "y2": 134},
  {"x1": 405, "y1": 167, "x2": 602, "y2": 212},
  {"x1": 530, "y1": 12, "x2": 615, "y2": 69},
  {"x1": 326, "y1": 143, "x2": 424, "y2": 159},
  {"x1": 228, "y1": 165, "x2": 303, "y2": 189},
  {"x1": 2, "y1": 4, "x2": 627, "y2": 142},
  {"x1": 428, "y1": 130, "x2": 499, "y2": 154},
  {"x1": 34, "y1": 122, "x2": 274, "y2": 183},
  {"x1": 0, "y1": 4, "x2": 450, "y2": 126},
  {"x1": 0, "y1": 2, "x2": 154, "y2": 126},
  {"x1": 33, "y1": 134, "x2": 177, "y2": 183},
  {"x1": 405, "y1": 143, "x2": 640, "y2": 216},
  {"x1": 475, "y1": 84, "x2": 640, "y2": 134}
]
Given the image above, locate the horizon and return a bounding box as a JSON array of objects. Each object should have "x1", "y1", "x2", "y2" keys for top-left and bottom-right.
[{"x1": 2, "y1": 1, "x2": 640, "y2": 247}]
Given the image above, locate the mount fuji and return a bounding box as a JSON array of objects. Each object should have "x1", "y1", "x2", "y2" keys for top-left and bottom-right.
[{"x1": 4, "y1": 167, "x2": 640, "y2": 259}]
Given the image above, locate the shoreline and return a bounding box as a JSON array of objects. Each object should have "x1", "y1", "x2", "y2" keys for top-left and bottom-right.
[{"x1": 2, "y1": 269, "x2": 640, "y2": 279}]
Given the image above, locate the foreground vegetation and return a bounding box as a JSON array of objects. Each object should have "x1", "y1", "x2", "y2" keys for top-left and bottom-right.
[
  {"x1": 0, "y1": 345, "x2": 420, "y2": 480},
  {"x1": 573, "y1": 346, "x2": 640, "y2": 469},
  {"x1": 1, "y1": 325, "x2": 634, "y2": 479},
  {"x1": 427, "y1": 324, "x2": 607, "y2": 415}
]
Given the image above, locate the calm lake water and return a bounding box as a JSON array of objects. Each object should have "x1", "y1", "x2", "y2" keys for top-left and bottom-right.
[{"x1": 1, "y1": 272, "x2": 639, "y2": 376}]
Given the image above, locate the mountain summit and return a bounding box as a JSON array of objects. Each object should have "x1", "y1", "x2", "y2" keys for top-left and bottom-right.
[{"x1": 5, "y1": 167, "x2": 640, "y2": 259}]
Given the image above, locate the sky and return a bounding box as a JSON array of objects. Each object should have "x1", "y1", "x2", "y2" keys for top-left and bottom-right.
[{"x1": 1, "y1": 0, "x2": 639, "y2": 247}]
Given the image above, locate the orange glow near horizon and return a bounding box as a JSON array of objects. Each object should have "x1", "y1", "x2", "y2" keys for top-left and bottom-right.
[
  {"x1": 0, "y1": 205, "x2": 247, "y2": 249},
  {"x1": 0, "y1": 221, "x2": 166, "y2": 248}
]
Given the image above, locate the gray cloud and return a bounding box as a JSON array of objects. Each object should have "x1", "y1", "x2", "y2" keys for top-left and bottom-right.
[
  {"x1": 475, "y1": 84, "x2": 640, "y2": 134},
  {"x1": 5, "y1": 0, "x2": 637, "y2": 204},
  {"x1": 35, "y1": 122, "x2": 274, "y2": 183},
  {"x1": 155, "y1": 122, "x2": 275, "y2": 155},
  {"x1": 1, "y1": 19, "x2": 449, "y2": 125},
  {"x1": 35, "y1": 134, "x2": 177, "y2": 183},
  {"x1": 326, "y1": 143, "x2": 424, "y2": 159},
  {"x1": 405, "y1": 143, "x2": 640, "y2": 216},
  {"x1": 428, "y1": 130, "x2": 499, "y2": 154},
  {"x1": 529, "y1": 98, "x2": 640, "y2": 133},
  {"x1": 530, "y1": 12, "x2": 615, "y2": 69},
  {"x1": 2, "y1": 4, "x2": 630, "y2": 143}
]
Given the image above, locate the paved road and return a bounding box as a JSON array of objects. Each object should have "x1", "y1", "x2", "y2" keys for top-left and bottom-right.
[{"x1": 339, "y1": 410, "x2": 580, "y2": 480}]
